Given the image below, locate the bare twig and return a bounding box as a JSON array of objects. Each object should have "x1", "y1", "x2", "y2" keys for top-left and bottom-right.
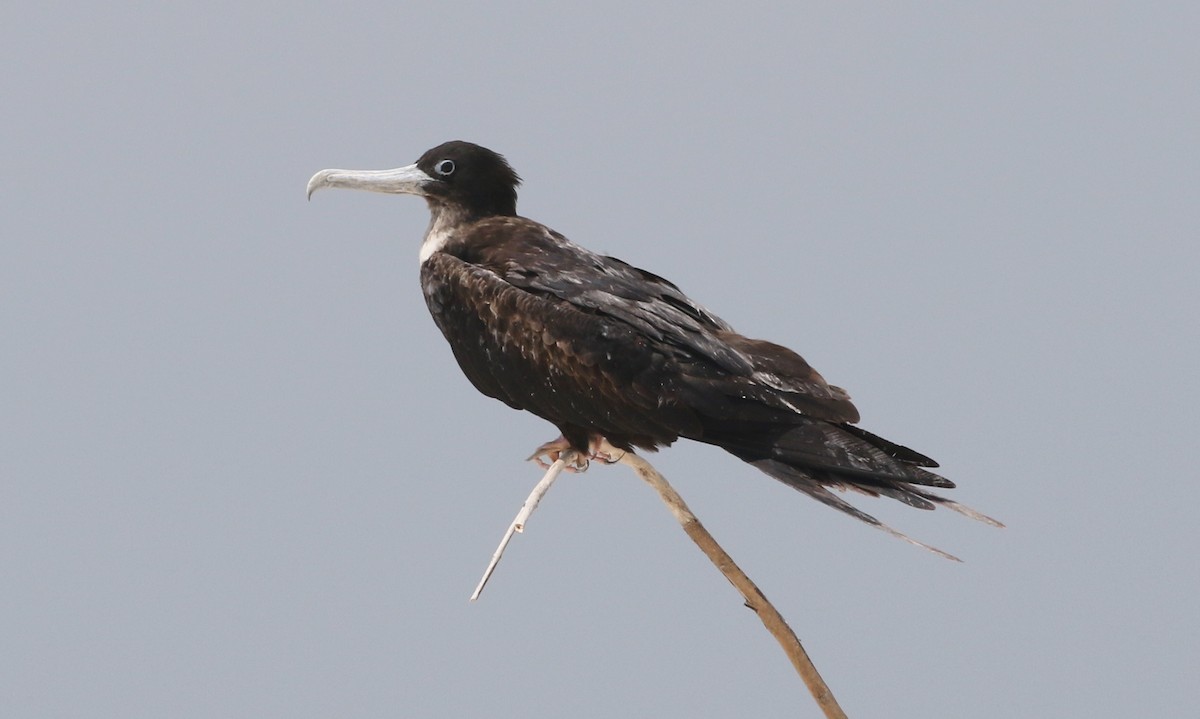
[
  {"x1": 603, "y1": 440, "x2": 848, "y2": 719},
  {"x1": 470, "y1": 453, "x2": 573, "y2": 602},
  {"x1": 470, "y1": 442, "x2": 847, "y2": 717}
]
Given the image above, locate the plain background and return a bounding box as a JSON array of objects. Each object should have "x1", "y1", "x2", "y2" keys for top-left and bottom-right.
[{"x1": 3, "y1": 3, "x2": 1197, "y2": 717}]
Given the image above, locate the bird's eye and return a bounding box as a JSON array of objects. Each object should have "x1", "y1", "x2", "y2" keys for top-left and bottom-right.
[{"x1": 434, "y1": 159, "x2": 456, "y2": 176}]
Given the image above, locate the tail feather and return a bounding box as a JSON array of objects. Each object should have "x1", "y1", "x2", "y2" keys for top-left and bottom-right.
[
  {"x1": 908, "y1": 488, "x2": 1006, "y2": 528},
  {"x1": 868, "y1": 484, "x2": 938, "y2": 511},
  {"x1": 838, "y1": 423, "x2": 940, "y2": 468},
  {"x1": 749, "y1": 459, "x2": 962, "y2": 561},
  {"x1": 705, "y1": 420, "x2": 956, "y2": 489},
  {"x1": 700, "y1": 415, "x2": 1002, "y2": 559}
]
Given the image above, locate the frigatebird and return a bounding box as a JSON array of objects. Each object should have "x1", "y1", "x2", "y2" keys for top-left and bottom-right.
[{"x1": 307, "y1": 141, "x2": 1000, "y2": 555}]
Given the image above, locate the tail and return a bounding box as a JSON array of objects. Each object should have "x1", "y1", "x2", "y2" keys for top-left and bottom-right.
[{"x1": 705, "y1": 419, "x2": 1003, "y2": 560}]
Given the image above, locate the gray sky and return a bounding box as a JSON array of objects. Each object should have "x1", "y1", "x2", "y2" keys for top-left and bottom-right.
[{"x1": 3, "y1": 2, "x2": 1197, "y2": 717}]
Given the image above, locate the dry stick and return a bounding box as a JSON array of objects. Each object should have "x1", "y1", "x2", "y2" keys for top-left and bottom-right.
[
  {"x1": 471, "y1": 442, "x2": 847, "y2": 717},
  {"x1": 470, "y1": 453, "x2": 573, "y2": 602},
  {"x1": 607, "y1": 441, "x2": 848, "y2": 719}
]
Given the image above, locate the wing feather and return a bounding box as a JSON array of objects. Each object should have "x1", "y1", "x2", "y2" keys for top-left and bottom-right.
[
  {"x1": 420, "y1": 252, "x2": 700, "y2": 449},
  {"x1": 459, "y1": 218, "x2": 858, "y2": 424}
]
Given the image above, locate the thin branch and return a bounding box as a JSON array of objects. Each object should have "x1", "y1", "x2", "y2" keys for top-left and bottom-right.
[
  {"x1": 470, "y1": 442, "x2": 847, "y2": 717},
  {"x1": 470, "y1": 454, "x2": 573, "y2": 602},
  {"x1": 604, "y1": 440, "x2": 848, "y2": 719}
]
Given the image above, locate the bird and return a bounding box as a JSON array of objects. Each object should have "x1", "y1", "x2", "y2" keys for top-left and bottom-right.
[{"x1": 307, "y1": 140, "x2": 1001, "y2": 558}]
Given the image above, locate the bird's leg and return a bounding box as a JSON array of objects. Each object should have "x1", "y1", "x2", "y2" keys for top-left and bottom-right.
[{"x1": 527, "y1": 436, "x2": 590, "y2": 473}]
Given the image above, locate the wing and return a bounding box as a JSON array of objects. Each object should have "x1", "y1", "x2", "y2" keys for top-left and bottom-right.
[
  {"x1": 454, "y1": 217, "x2": 860, "y2": 426},
  {"x1": 420, "y1": 251, "x2": 702, "y2": 451}
]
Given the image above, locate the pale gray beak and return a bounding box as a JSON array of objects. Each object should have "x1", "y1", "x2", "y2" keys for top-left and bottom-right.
[{"x1": 306, "y1": 163, "x2": 434, "y2": 200}]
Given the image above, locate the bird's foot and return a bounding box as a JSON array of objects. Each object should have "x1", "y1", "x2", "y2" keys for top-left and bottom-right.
[
  {"x1": 587, "y1": 438, "x2": 626, "y2": 465},
  {"x1": 526, "y1": 435, "x2": 627, "y2": 473},
  {"x1": 527, "y1": 437, "x2": 590, "y2": 473}
]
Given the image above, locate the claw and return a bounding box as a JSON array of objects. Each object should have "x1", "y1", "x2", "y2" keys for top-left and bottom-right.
[
  {"x1": 527, "y1": 434, "x2": 627, "y2": 473},
  {"x1": 527, "y1": 436, "x2": 590, "y2": 472},
  {"x1": 589, "y1": 445, "x2": 626, "y2": 465}
]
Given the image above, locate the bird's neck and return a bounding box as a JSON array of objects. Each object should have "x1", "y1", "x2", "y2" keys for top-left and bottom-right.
[{"x1": 419, "y1": 202, "x2": 472, "y2": 263}]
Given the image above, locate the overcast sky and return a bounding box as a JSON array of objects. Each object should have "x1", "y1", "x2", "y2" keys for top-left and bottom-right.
[{"x1": 3, "y1": 3, "x2": 1197, "y2": 717}]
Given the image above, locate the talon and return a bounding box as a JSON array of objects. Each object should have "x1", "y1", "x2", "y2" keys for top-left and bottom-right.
[
  {"x1": 528, "y1": 436, "x2": 590, "y2": 472},
  {"x1": 589, "y1": 448, "x2": 625, "y2": 464},
  {"x1": 587, "y1": 435, "x2": 626, "y2": 465},
  {"x1": 527, "y1": 434, "x2": 627, "y2": 473},
  {"x1": 561, "y1": 454, "x2": 590, "y2": 473},
  {"x1": 527, "y1": 436, "x2": 570, "y2": 468}
]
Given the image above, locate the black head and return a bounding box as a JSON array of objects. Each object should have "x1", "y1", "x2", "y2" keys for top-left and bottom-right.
[
  {"x1": 306, "y1": 140, "x2": 521, "y2": 220},
  {"x1": 414, "y1": 141, "x2": 521, "y2": 218}
]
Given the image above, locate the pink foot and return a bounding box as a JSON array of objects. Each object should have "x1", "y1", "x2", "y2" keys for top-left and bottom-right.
[
  {"x1": 527, "y1": 436, "x2": 590, "y2": 473},
  {"x1": 587, "y1": 441, "x2": 626, "y2": 465},
  {"x1": 527, "y1": 435, "x2": 627, "y2": 472}
]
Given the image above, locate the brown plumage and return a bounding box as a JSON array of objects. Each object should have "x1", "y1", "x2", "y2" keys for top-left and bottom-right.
[{"x1": 308, "y1": 141, "x2": 1001, "y2": 558}]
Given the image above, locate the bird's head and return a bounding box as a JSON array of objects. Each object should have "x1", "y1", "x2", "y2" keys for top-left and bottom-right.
[{"x1": 307, "y1": 141, "x2": 521, "y2": 219}]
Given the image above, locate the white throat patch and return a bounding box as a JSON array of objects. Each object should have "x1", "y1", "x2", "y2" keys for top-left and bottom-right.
[
  {"x1": 418, "y1": 208, "x2": 465, "y2": 263},
  {"x1": 419, "y1": 226, "x2": 452, "y2": 262}
]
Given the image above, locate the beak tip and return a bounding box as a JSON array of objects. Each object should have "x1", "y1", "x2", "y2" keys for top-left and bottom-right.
[{"x1": 305, "y1": 170, "x2": 330, "y2": 201}]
